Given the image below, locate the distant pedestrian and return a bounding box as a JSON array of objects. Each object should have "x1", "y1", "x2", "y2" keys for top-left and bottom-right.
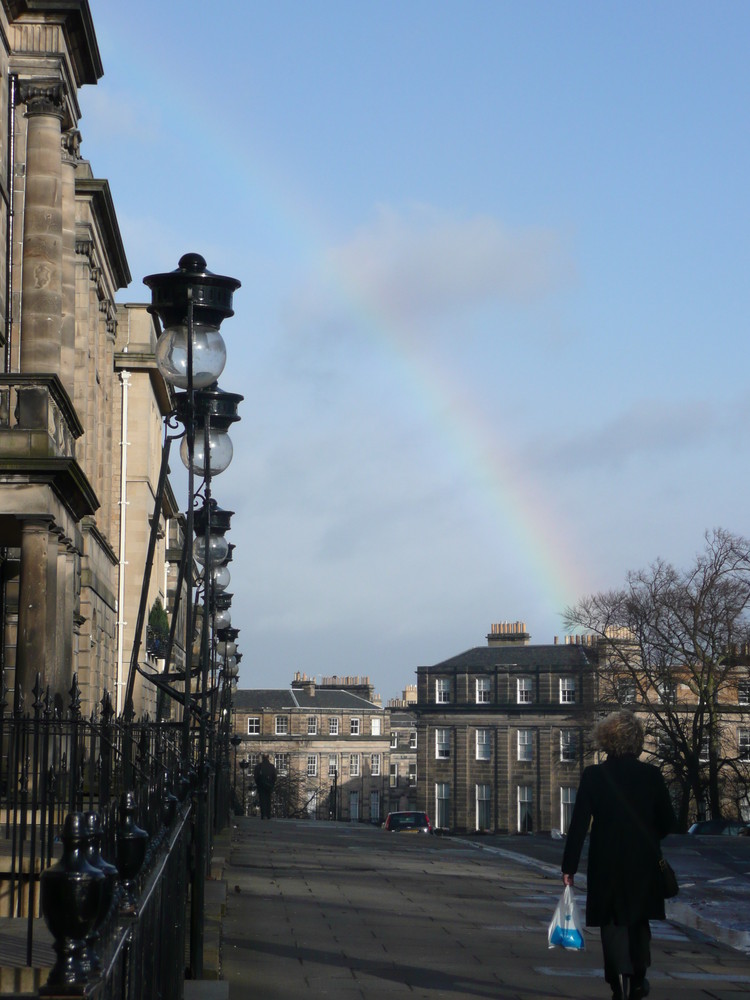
[
  {"x1": 254, "y1": 753, "x2": 277, "y2": 820},
  {"x1": 561, "y1": 710, "x2": 676, "y2": 1000}
]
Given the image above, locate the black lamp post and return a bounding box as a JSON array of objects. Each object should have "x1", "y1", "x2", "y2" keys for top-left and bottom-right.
[
  {"x1": 143, "y1": 254, "x2": 241, "y2": 980},
  {"x1": 230, "y1": 734, "x2": 242, "y2": 805},
  {"x1": 193, "y1": 501, "x2": 234, "y2": 760},
  {"x1": 144, "y1": 254, "x2": 240, "y2": 754},
  {"x1": 239, "y1": 759, "x2": 249, "y2": 816},
  {"x1": 178, "y1": 384, "x2": 243, "y2": 476}
]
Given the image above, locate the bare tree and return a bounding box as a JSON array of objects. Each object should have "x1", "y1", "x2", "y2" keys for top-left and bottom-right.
[
  {"x1": 564, "y1": 529, "x2": 750, "y2": 829},
  {"x1": 273, "y1": 766, "x2": 307, "y2": 818}
]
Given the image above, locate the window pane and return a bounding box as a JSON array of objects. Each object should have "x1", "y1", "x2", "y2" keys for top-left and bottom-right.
[
  {"x1": 618, "y1": 678, "x2": 636, "y2": 704},
  {"x1": 476, "y1": 677, "x2": 491, "y2": 703},
  {"x1": 476, "y1": 784, "x2": 491, "y2": 831},
  {"x1": 517, "y1": 678, "x2": 532, "y2": 704},
  {"x1": 275, "y1": 753, "x2": 289, "y2": 774},
  {"x1": 517, "y1": 729, "x2": 532, "y2": 762},
  {"x1": 560, "y1": 786, "x2": 576, "y2": 834},
  {"x1": 559, "y1": 677, "x2": 575, "y2": 704},
  {"x1": 435, "y1": 782, "x2": 450, "y2": 828},
  {"x1": 518, "y1": 785, "x2": 532, "y2": 833},
  {"x1": 560, "y1": 730, "x2": 577, "y2": 762},
  {"x1": 476, "y1": 728, "x2": 490, "y2": 761}
]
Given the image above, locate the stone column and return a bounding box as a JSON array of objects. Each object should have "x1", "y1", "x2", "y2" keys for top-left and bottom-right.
[
  {"x1": 57, "y1": 538, "x2": 76, "y2": 700},
  {"x1": 16, "y1": 517, "x2": 59, "y2": 704},
  {"x1": 18, "y1": 81, "x2": 65, "y2": 376},
  {"x1": 60, "y1": 129, "x2": 80, "y2": 400}
]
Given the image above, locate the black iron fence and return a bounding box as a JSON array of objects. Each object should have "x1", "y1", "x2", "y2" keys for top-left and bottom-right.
[{"x1": 0, "y1": 673, "x2": 231, "y2": 997}]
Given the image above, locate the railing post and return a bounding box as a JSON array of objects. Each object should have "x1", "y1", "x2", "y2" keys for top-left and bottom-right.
[
  {"x1": 116, "y1": 790, "x2": 149, "y2": 916},
  {"x1": 189, "y1": 763, "x2": 209, "y2": 978},
  {"x1": 39, "y1": 813, "x2": 106, "y2": 993}
]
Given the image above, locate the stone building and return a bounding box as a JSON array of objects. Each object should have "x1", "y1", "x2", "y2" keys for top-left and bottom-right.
[
  {"x1": 415, "y1": 622, "x2": 598, "y2": 833},
  {"x1": 0, "y1": 2, "x2": 177, "y2": 719},
  {"x1": 112, "y1": 303, "x2": 182, "y2": 717},
  {"x1": 384, "y1": 686, "x2": 418, "y2": 813},
  {"x1": 386, "y1": 706, "x2": 418, "y2": 814},
  {"x1": 595, "y1": 631, "x2": 750, "y2": 826},
  {"x1": 232, "y1": 675, "x2": 391, "y2": 822}
]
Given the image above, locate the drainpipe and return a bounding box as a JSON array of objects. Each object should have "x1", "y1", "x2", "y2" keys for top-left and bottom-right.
[
  {"x1": 116, "y1": 369, "x2": 131, "y2": 715},
  {"x1": 5, "y1": 74, "x2": 16, "y2": 371}
]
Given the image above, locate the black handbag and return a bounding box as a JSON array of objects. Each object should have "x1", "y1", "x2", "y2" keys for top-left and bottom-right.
[{"x1": 658, "y1": 856, "x2": 679, "y2": 898}]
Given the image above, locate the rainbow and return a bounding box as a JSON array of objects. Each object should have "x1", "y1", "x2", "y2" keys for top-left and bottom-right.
[{"x1": 98, "y1": 35, "x2": 590, "y2": 628}]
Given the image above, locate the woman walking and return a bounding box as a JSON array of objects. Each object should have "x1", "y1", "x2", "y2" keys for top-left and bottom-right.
[{"x1": 561, "y1": 711, "x2": 676, "y2": 1000}]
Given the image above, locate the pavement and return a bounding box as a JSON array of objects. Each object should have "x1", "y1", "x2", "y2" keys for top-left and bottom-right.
[
  {"x1": 454, "y1": 831, "x2": 750, "y2": 956},
  {"x1": 203, "y1": 818, "x2": 750, "y2": 999}
]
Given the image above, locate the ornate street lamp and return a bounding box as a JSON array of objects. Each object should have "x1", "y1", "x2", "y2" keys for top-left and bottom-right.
[
  {"x1": 193, "y1": 500, "x2": 233, "y2": 570},
  {"x1": 178, "y1": 384, "x2": 243, "y2": 477},
  {"x1": 142, "y1": 254, "x2": 241, "y2": 980},
  {"x1": 146, "y1": 253, "x2": 239, "y2": 389}
]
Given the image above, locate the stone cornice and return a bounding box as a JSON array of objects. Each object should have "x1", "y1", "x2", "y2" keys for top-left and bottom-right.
[
  {"x1": 75, "y1": 177, "x2": 131, "y2": 290},
  {"x1": 76, "y1": 177, "x2": 131, "y2": 288},
  {"x1": 80, "y1": 513, "x2": 118, "y2": 566},
  {"x1": 0, "y1": 455, "x2": 99, "y2": 520},
  {"x1": 6, "y1": 1, "x2": 102, "y2": 84},
  {"x1": 114, "y1": 351, "x2": 174, "y2": 418}
]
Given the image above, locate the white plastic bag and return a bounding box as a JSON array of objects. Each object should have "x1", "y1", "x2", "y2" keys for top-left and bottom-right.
[{"x1": 547, "y1": 885, "x2": 585, "y2": 950}]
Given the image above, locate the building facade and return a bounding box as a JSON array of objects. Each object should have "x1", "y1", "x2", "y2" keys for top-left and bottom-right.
[
  {"x1": 232, "y1": 675, "x2": 392, "y2": 822},
  {"x1": 595, "y1": 633, "x2": 750, "y2": 825},
  {"x1": 386, "y1": 705, "x2": 418, "y2": 814},
  {"x1": 0, "y1": 2, "x2": 177, "y2": 720},
  {"x1": 415, "y1": 622, "x2": 598, "y2": 833}
]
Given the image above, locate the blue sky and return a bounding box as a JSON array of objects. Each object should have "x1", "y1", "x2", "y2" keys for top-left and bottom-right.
[{"x1": 81, "y1": 1, "x2": 750, "y2": 701}]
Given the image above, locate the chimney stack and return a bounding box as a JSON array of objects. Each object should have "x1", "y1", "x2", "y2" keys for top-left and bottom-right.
[{"x1": 487, "y1": 621, "x2": 531, "y2": 646}]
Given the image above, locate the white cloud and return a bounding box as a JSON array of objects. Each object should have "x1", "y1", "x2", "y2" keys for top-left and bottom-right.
[
  {"x1": 287, "y1": 204, "x2": 574, "y2": 335},
  {"x1": 529, "y1": 398, "x2": 719, "y2": 472}
]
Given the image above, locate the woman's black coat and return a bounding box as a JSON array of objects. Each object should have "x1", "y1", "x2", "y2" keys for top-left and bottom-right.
[{"x1": 561, "y1": 754, "x2": 676, "y2": 926}]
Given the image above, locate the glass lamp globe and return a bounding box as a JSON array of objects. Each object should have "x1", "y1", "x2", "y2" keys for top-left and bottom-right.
[
  {"x1": 224, "y1": 658, "x2": 239, "y2": 678},
  {"x1": 213, "y1": 608, "x2": 232, "y2": 629},
  {"x1": 221, "y1": 641, "x2": 238, "y2": 658},
  {"x1": 155, "y1": 319, "x2": 226, "y2": 389},
  {"x1": 194, "y1": 533, "x2": 229, "y2": 567},
  {"x1": 179, "y1": 428, "x2": 234, "y2": 475},
  {"x1": 211, "y1": 565, "x2": 231, "y2": 592}
]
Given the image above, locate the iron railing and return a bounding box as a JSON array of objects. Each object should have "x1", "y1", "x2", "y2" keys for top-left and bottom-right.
[{"x1": 0, "y1": 672, "x2": 231, "y2": 997}]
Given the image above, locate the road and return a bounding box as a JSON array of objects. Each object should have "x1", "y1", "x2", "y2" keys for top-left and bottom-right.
[{"x1": 219, "y1": 818, "x2": 750, "y2": 999}]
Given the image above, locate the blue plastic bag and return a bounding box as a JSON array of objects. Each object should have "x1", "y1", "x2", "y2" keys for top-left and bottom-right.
[{"x1": 548, "y1": 885, "x2": 585, "y2": 950}]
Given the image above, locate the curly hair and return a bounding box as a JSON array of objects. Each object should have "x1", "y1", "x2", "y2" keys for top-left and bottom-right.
[{"x1": 593, "y1": 710, "x2": 644, "y2": 757}]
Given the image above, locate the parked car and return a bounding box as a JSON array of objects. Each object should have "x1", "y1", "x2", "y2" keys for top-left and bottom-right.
[
  {"x1": 383, "y1": 811, "x2": 432, "y2": 834},
  {"x1": 687, "y1": 819, "x2": 750, "y2": 836}
]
